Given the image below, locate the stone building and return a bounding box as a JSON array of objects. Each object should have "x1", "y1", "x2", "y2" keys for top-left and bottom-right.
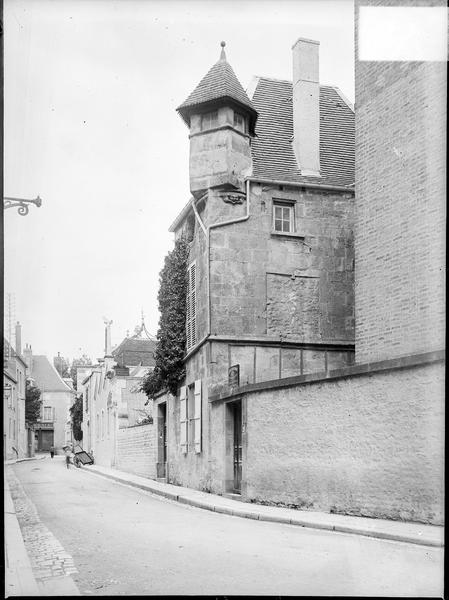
[
  {"x1": 23, "y1": 344, "x2": 75, "y2": 453},
  {"x1": 150, "y1": 6, "x2": 445, "y2": 524},
  {"x1": 3, "y1": 325, "x2": 28, "y2": 460},
  {"x1": 81, "y1": 320, "x2": 156, "y2": 475},
  {"x1": 153, "y1": 39, "x2": 355, "y2": 494}
]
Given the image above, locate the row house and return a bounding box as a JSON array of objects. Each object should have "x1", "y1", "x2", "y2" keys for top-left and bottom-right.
[
  {"x1": 153, "y1": 39, "x2": 355, "y2": 497},
  {"x1": 23, "y1": 344, "x2": 75, "y2": 453},
  {"x1": 3, "y1": 325, "x2": 27, "y2": 460},
  {"x1": 81, "y1": 320, "x2": 156, "y2": 466}
]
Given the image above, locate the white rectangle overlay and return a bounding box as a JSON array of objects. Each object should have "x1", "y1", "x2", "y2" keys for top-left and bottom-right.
[{"x1": 359, "y1": 6, "x2": 448, "y2": 61}]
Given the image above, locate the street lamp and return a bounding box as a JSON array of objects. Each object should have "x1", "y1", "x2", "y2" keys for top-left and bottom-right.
[{"x1": 3, "y1": 195, "x2": 42, "y2": 216}]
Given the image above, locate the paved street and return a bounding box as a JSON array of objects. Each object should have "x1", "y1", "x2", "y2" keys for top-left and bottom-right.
[{"x1": 8, "y1": 457, "x2": 443, "y2": 596}]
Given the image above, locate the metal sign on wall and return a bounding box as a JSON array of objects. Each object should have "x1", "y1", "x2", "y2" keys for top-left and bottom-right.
[
  {"x1": 34, "y1": 422, "x2": 54, "y2": 430},
  {"x1": 228, "y1": 364, "x2": 240, "y2": 388}
]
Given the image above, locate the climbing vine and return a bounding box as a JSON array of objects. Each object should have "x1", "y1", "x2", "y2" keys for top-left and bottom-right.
[{"x1": 141, "y1": 236, "x2": 189, "y2": 398}]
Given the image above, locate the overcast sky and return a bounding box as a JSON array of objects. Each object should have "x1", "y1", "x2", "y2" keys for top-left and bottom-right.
[{"x1": 4, "y1": 0, "x2": 354, "y2": 362}]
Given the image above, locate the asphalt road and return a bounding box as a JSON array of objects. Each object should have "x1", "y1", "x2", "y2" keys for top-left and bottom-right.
[{"x1": 11, "y1": 457, "x2": 443, "y2": 596}]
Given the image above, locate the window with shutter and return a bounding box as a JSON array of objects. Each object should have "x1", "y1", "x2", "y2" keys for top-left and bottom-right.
[
  {"x1": 193, "y1": 379, "x2": 202, "y2": 454},
  {"x1": 180, "y1": 385, "x2": 187, "y2": 454},
  {"x1": 186, "y1": 262, "x2": 197, "y2": 352}
]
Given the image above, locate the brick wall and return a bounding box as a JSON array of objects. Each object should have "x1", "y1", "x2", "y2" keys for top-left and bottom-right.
[
  {"x1": 355, "y1": 0, "x2": 446, "y2": 362},
  {"x1": 245, "y1": 360, "x2": 444, "y2": 524},
  {"x1": 116, "y1": 424, "x2": 156, "y2": 479}
]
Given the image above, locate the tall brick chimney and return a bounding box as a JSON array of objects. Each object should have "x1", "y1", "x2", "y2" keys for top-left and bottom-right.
[
  {"x1": 15, "y1": 321, "x2": 22, "y2": 355},
  {"x1": 292, "y1": 37, "x2": 321, "y2": 177}
]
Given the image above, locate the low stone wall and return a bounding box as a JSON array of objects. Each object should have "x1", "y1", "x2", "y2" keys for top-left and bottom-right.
[
  {"x1": 244, "y1": 359, "x2": 444, "y2": 525},
  {"x1": 116, "y1": 424, "x2": 156, "y2": 479}
]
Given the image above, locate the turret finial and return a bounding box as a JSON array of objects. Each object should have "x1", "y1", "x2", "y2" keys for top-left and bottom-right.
[{"x1": 220, "y1": 41, "x2": 226, "y2": 61}]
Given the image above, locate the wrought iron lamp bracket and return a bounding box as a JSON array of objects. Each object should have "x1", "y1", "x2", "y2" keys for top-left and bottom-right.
[{"x1": 3, "y1": 196, "x2": 42, "y2": 216}]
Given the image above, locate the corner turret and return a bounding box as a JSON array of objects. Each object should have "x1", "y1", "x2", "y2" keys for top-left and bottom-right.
[{"x1": 177, "y1": 42, "x2": 258, "y2": 197}]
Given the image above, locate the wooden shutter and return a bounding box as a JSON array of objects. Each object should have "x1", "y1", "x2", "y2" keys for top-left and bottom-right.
[
  {"x1": 190, "y1": 264, "x2": 196, "y2": 347},
  {"x1": 180, "y1": 385, "x2": 187, "y2": 454},
  {"x1": 186, "y1": 262, "x2": 196, "y2": 352},
  {"x1": 193, "y1": 379, "x2": 202, "y2": 454}
]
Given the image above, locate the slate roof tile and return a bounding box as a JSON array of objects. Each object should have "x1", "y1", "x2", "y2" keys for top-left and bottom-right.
[
  {"x1": 177, "y1": 55, "x2": 257, "y2": 129},
  {"x1": 250, "y1": 77, "x2": 355, "y2": 187}
]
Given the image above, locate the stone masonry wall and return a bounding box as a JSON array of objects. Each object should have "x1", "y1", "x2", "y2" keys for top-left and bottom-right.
[
  {"x1": 245, "y1": 360, "x2": 444, "y2": 524},
  {"x1": 355, "y1": 0, "x2": 446, "y2": 362},
  {"x1": 209, "y1": 184, "x2": 355, "y2": 342},
  {"x1": 116, "y1": 423, "x2": 156, "y2": 479}
]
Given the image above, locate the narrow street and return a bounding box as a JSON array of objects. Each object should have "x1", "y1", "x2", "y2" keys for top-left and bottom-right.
[{"x1": 7, "y1": 457, "x2": 443, "y2": 597}]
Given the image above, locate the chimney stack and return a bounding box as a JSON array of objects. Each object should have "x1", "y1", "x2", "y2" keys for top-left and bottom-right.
[
  {"x1": 23, "y1": 343, "x2": 33, "y2": 371},
  {"x1": 15, "y1": 322, "x2": 22, "y2": 355},
  {"x1": 292, "y1": 37, "x2": 321, "y2": 177}
]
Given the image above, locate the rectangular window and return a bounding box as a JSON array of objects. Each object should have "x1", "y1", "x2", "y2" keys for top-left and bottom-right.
[
  {"x1": 201, "y1": 110, "x2": 218, "y2": 131},
  {"x1": 186, "y1": 262, "x2": 197, "y2": 352},
  {"x1": 233, "y1": 111, "x2": 247, "y2": 133},
  {"x1": 43, "y1": 406, "x2": 53, "y2": 421},
  {"x1": 273, "y1": 201, "x2": 295, "y2": 233}
]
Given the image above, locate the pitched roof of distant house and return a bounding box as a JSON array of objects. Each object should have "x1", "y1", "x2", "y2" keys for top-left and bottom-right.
[
  {"x1": 30, "y1": 355, "x2": 74, "y2": 393},
  {"x1": 112, "y1": 337, "x2": 156, "y2": 368},
  {"x1": 250, "y1": 77, "x2": 355, "y2": 187},
  {"x1": 177, "y1": 43, "x2": 258, "y2": 134}
]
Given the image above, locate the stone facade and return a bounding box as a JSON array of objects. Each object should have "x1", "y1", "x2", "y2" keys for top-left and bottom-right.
[
  {"x1": 210, "y1": 353, "x2": 444, "y2": 524},
  {"x1": 3, "y1": 340, "x2": 27, "y2": 460}
]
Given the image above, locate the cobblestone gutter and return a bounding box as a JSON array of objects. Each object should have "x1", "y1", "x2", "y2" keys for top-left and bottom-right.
[{"x1": 6, "y1": 467, "x2": 80, "y2": 595}]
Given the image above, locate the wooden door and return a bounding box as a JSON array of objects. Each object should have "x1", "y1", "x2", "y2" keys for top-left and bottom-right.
[
  {"x1": 40, "y1": 430, "x2": 54, "y2": 451},
  {"x1": 157, "y1": 403, "x2": 167, "y2": 478},
  {"x1": 233, "y1": 401, "x2": 242, "y2": 493}
]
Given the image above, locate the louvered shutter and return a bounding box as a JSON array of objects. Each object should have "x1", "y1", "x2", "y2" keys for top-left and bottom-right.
[
  {"x1": 186, "y1": 262, "x2": 197, "y2": 352},
  {"x1": 193, "y1": 379, "x2": 202, "y2": 454},
  {"x1": 180, "y1": 385, "x2": 187, "y2": 454},
  {"x1": 191, "y1": 264, "x2": 196, "y2": 347}
]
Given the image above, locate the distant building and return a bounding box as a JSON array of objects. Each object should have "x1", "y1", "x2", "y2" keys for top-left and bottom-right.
[
  {"x1": 23, "y1": 345, "x2": 75, "y2": 453},
  {"x1": 3, "y1": 324, "x2": 28, "y2": 460},
  {"x1": 81, "y1": 319, "x2": 156, "y2": 473}
]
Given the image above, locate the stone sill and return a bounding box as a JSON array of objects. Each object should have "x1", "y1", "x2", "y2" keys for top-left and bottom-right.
[
  {"x1": 270, "y1": 231, "x2": 305, "y2": 240},
  {"x1": 209, "y1": 349, "x2": 445, "y2": 403}
]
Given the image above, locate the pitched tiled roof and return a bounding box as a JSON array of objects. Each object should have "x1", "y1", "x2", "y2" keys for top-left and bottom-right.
[
  {"x1": 112, "y1": 337, "x2": 156, "y2": 367},
  {"x1": 177, "y1": 50, "x2": 257, "y2": 132},
  {"x1": 30, "y1": 355, "x2": 74, "y2": 393},
  {"x1": 250, "y1": 77, "x2": 354, "y2": 187}
]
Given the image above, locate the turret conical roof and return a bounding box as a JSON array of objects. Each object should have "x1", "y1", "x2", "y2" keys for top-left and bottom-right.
[{"x1": 177, "y1": 42, "x2": 257, "y2": 134}]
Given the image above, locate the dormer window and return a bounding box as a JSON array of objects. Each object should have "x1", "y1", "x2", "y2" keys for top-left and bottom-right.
[
  {"x1": 201, "y1": 110, "x2": 218, "y2": 131},
  {"x1": 233, "y1": 111, "x2": 247, "y2": 133}
]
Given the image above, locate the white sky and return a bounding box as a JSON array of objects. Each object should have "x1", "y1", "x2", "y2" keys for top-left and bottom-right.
[{"x1": 4, "y1": 0, "x2": 354, "y2": 362}]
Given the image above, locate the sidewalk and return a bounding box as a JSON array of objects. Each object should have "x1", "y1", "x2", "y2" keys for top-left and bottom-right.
[
  {"x1": 5, "y1": 458, "x2": 81, "y2": 597},
  {"x1": 82, "y1": 464, "x2": 444, "y2": 548},
  {"x1": 4, "y1": 476, "x2": 40, "y2": 597}
]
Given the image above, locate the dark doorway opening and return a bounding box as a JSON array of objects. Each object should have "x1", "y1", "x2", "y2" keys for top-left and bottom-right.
[
  {"x1": 157, "y1": 403, "x2": 167, "y2": 479},
  {"x1": 231, "y1": 400, "x2": 242, "y2": 493},
  {"x1": 39, "y1": 430, "x2": 54, "y2": 452}
]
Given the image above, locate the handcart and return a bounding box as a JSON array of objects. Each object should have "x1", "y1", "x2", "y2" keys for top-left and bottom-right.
[{"x1": 73, "y1": 444, "x2": 94, "y2": 467}]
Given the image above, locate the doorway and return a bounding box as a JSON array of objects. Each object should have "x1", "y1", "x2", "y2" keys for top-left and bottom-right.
[
  {"x1": 39, "y1": 429, "x2": 54, "y2": 452},
  {"x1": 157, "y1": 403, "x2": 167, "y2": 479},
  {"x1": 231, "y1": 400, "x2": 242, "y2": 493}
]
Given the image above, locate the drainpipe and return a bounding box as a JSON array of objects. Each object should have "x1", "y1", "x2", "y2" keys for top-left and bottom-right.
[{"x1": 191, "y1": 179, "x2": 251, "y2": 337}]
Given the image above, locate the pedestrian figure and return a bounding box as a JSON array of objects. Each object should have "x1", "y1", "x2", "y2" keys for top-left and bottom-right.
[
  {"x1": 65, "y1": 446, "x2": 72, "y2": 469},
  {"x1": 50, "y1": 445, "x2": 55, "y2": 459}
]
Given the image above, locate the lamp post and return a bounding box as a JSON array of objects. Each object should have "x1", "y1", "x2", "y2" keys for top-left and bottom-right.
[{"x1": 3, "y1": 195, "x2": 42, "y2": 216}]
